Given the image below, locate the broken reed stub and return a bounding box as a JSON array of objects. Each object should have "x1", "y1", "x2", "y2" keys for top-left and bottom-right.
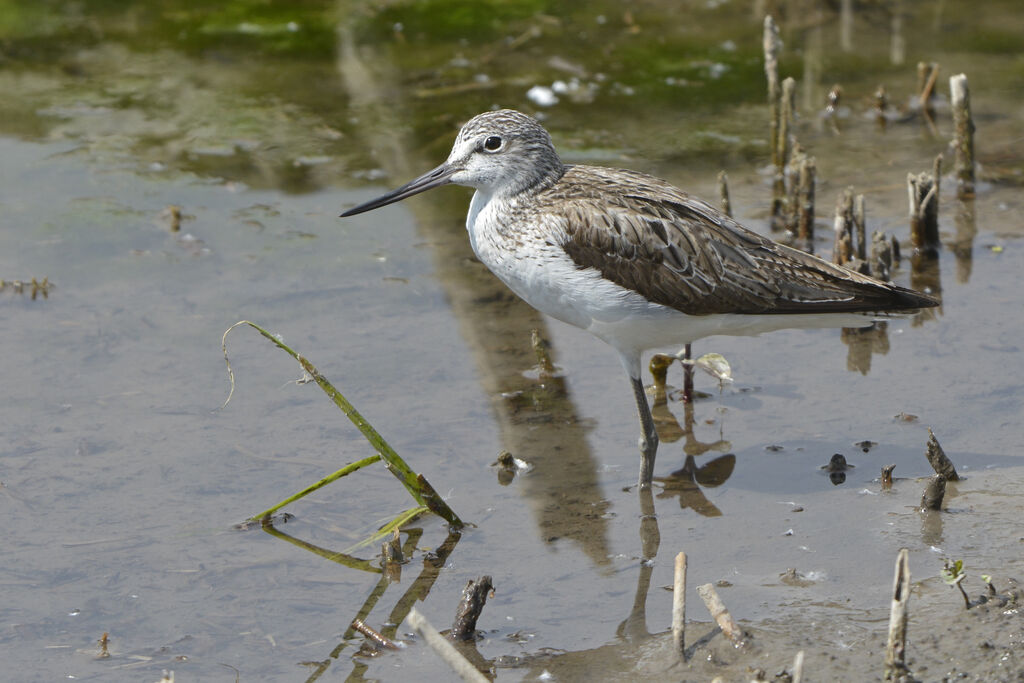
[
  {"x1": 950, "y1": 73, "x2": 976, "y2": 200},
  {"x1": 920, "y1": 474, "x2": 946, "y2": 511},
  {"x1": 450, "y1": 576, "x2": 494, "y2": 641},
  {"x1": 672, "y1": 552, "x2": 688, "y2": 660},
  {"x1": 697, "y1": 582, "x2": 744, "y2": 644},
  {"x1": 908, "y1": 165, "x2": 940, "y2": 254},
  {"x1": 925, "y1": 428, "x2": 959, "y2": 481}
]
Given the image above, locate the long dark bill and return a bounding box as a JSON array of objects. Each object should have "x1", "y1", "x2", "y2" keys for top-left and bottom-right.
[{"x1": 340, "y1": 162, "x2": 456, "y2": 217}]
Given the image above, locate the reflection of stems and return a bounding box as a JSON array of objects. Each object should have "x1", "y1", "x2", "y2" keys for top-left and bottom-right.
[
  {"x1": 296, "y1": 529, "x2": 456, "y2": 682},
  {"x1": 384, "y1": 530, "x2": 462, "y2": 637},
  {"x1": 261, "y1": 521, "x2": 382, "y2": 573}
]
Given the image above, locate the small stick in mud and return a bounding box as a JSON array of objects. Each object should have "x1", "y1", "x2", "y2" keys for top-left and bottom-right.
[
  {"x1": 917, "y1": 62, "x2": 939, "y2": 112},
  {"x1": 881, "y1": 464, "x2": 896, "y2": 490},
  {"x1": 351, "y1": 618, "x2": 402, "y2": 651},
  {"x1": 407, "y1": 608, "x2": 488, "y2": 683},
  {"x1": 950, "y1": 74, "x2": 976, "y2": 200},
  {"x1": 718, "y1": 170, "x2": 732, "y2": 218},
  {"x1": 672, "y1": 551, "x2": 688, "y2": 660},
  {"x1": 925, "y1": 428, "x2": 959, "y2": 481},
  {"x1": 884, "y1": 549, "x2": 912, "y2": 681},
  {"x1": 920, "y1": 474, "x2": 946, "y2": 511},
  {"x1": 697, "y1": 583, "x2": 744, "y2": 644},
  {"x1": 450, "y1": 576, "x2": 494, "y2": 641}
]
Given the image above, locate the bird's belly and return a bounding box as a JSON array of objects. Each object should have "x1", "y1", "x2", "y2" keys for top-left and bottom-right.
[{"x1": 472, "y1": 233, "x2": 685, "y2": 339}]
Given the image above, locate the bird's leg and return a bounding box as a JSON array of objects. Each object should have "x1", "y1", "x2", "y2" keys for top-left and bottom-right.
[
  {"x1": 631, "y1": 375, "x2": 659, "y2": 488},
  {"x1": 682, "y1": 342, "x2": 694, "y2": 404}
]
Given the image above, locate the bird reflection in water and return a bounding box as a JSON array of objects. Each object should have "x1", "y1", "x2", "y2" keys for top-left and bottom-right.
[{"x1": 648, "y1": 354, "x2": 735, "y2": 517}]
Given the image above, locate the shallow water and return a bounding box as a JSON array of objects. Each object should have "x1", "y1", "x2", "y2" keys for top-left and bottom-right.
[{"x1": 1, "y1": 1, "x2": 1023, "y2": 681}]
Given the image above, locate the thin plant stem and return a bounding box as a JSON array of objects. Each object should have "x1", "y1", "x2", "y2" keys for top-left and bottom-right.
[
  {"x1": 222, "y1": 320, "x2": 463, "y2": 527},
  {"x1": 249, "y1": 454, "x2": 382, "y2": 521}
]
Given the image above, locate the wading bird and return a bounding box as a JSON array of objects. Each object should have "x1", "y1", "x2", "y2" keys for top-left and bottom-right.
[{"x1": 341, "y1": 110, "x2": 938, "y2": 488}]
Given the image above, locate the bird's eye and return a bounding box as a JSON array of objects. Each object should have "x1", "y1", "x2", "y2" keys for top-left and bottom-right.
[{"x1": 483, "y1": 135, "x2": 503, "y2": 152}]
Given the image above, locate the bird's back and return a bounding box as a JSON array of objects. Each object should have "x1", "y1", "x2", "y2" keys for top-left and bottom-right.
[{"x1": 533, "y1": 164, "x2": 938, "y2": 317}]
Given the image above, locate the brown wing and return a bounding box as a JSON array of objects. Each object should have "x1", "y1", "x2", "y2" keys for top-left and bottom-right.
[{"x1": 552, "y1": 166, "x2": 938, "y2": 316}]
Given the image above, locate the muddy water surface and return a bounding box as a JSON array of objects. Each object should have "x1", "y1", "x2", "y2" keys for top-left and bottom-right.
[{"x1": 1, "y1": 1, "x2": 1022, "y2": 681}]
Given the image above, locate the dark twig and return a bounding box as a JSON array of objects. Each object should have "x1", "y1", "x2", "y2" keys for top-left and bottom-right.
[
  {"x1": 351, "y1": 618, "x2": 402, "y2": 650},
  {"x1": 682, "y1": 343, "x2": 694, "y2": 403},
  {"x1": 918, "y1": 62, "x2": 939, "y2": 112},
  {"x1": 450, "y1": 576, "x2": 494, "y2": 641},
  {"x1": 925, "y1": 428, "x2": 959, "y2": 481}
]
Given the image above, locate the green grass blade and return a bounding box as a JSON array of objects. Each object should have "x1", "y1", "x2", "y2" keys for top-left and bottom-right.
[
  {"x1": 248, "y1": 454, "x2": 381, "y2": 521},
  {"x1": 221, "y1": 320, "x2": 463, "y2": 527}
]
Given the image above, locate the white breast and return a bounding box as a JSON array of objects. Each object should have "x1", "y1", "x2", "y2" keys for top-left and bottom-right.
[{"x1": 466, "y1": 190, "x2": 670, "y2": 333}]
